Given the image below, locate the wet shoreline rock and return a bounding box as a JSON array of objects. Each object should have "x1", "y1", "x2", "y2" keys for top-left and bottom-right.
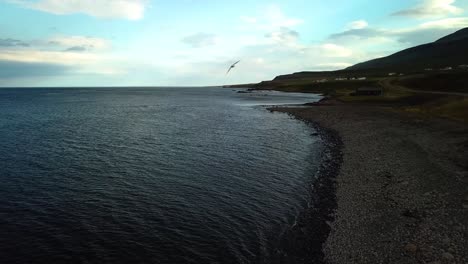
[{"x1": 273, "y1": 104, "x2": 467, "y2": 264}]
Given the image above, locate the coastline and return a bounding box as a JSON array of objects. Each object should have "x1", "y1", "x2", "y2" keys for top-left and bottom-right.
[
  {"x1": 271, "y1": 109, "x2": 343, "y2": 264},
  {"x1": 273, "y1": 100, "x2": 467, "y2": 263}
]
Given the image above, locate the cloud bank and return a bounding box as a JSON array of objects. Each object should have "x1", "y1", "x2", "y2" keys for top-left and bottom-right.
[
  {"x1": 0, "y1": 38, "x2": 30, "y2": 47},
  {"x1": 2, "y1": 2, "x2": 468, "y2": 86},
  {"x1": 0, "y1": 60, "x2": 70, "y2": 78},
  {"x1": 347, "y1": 20, "x2": 369, "y2": 30},
  {"x1": 392, "y1": 0, "x2": 463, "y2": 18},
  {"x1": 9, "y1": 0, "x2": 148, "y2": 20},
  {"x1": 182, "y1": 33, "x2": 219, "y2": 48}
]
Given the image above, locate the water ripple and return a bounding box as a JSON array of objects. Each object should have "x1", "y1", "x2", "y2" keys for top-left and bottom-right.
[{"x1": 0, "y1": 87, "x2": 322, "y2": 263}]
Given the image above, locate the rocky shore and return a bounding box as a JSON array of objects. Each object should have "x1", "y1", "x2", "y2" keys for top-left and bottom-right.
[
  {"x1": 275, "y1": 101, "x2": 467, "y2": 264},
  {"x1": 272, "y1": 112, "x2": 343, "y2": 264}
]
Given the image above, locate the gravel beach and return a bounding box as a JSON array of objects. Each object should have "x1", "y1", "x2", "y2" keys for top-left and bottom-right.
[{"x1": 275, "y1": 102, "x2": 468, "y2": 264}]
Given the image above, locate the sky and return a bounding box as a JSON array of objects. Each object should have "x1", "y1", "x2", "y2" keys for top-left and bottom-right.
[{"x1": 1, "y1": 0, "x2": 468, "y2": 87}]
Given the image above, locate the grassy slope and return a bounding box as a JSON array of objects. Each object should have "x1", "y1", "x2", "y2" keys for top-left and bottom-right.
[
  {"x1": 403, "y1": 96, "x2": 468, "y2": 122},
  {"x1": 246, "y1": 72, "x2": 468, "y2": 122},
  {"x1": 396, "y1": 72, "x2": 468, "y2": 93}
]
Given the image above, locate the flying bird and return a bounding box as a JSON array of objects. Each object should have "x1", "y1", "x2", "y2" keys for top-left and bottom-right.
[{"x1": 226, "y1": 60, "x2": 240, "y2": 75}]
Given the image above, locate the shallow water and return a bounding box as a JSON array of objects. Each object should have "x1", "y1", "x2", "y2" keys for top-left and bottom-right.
[{"x1": 0, "y1": 87, "x2": 323, "y2": 263}]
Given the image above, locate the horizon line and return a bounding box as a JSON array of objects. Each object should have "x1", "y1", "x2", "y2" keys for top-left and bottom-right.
[{"x1": 0, "y1": 85, "x2": 239, "y2": 89}]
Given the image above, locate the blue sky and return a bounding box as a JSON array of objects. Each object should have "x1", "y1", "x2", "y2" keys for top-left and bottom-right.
[{"x1": 1, "y1": 0, "x2": 468, "y2": 87}]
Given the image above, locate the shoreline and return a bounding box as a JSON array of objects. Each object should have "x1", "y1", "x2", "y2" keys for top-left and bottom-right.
[
  {"x1": 271, "y1": 109, "x2": 343, "y2": 264},
  {"x1": 272, "y1": 100, "x2": 467, "y2": 263}
]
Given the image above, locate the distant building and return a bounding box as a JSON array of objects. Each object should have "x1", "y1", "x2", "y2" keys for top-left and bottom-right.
[
  {"x1": 388, "y1": 72, "x2": 396, "y2": 76},
  {"x1": 335, "y1": 77, "x2": 347, "y2": 81},
  {"x1": 351, "y1": 87, "x2": 383, "y2": 96},
  {"x1": 441, "y1": 66, "x2": 452, "y2": 71},
  {"x1": 424, "y1": 68, "x2": 433, "y2": 71},
  {"x1": 458, "y1": 64, "x2": 468, "y2": 69},
  {"x1": 357, "y1": 77, "x2": 367, "y2": 80},
  {"x1": 316, "y1": 79, "x2": 328, "y2": 83}
]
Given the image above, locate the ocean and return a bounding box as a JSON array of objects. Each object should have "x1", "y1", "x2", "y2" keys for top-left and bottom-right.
[{"x1": 0, "y1": 87, "x2": 323, "y2": 263}]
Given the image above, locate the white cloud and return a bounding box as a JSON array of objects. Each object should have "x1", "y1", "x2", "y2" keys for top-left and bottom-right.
[
  {"x1": 329, "y1": 16, "x2": 468, "y2": 45},
  {"x1": 320, "y1": 44, "x2": 353, "y2": 57},
  {"x1": 240, "y1": 4, "x2": 303, "y2": 32},
  {"x1": 182, "y1": 33, "x2": 219, "y2": 48},
  {"x1": 0, "y1": 49, "x2": 126, "y2": 75},
  {"x1": 235, "y1": 4, "x2": 304, "y2": 52},
  {"x1": 419, "y1": 17, "x2": 468, "y2": 28},
  {"x1": 265, "y1": 27, "x2": 300, "y2": 46},
  {"x1": 0, "y1": 49, "x2": 102, "y2": 65},
  {"x1": 0, "y1": 34, "x2": 125, "y2": 77},
  {"x1": 265, "y1": 4, "x2": 303, "y2": 28},
  {"x1": 9, "y1": 0, "x2": 148, "y2": 20},
  {"x1": 347, "y1": 20, "x2": 368, "y2": 30},
  {"x1": 392, "y1": 0, "x2": 463, "y2": 18},
  {"x1": 388, "y1": 17, "x2": 468, "y2": 44},
  {"x1": 48, "y1": 36, "x2": 110, "y2": 51},
  {"x1": 178, "y1": 5, "x2": 364, "y2": 83}
]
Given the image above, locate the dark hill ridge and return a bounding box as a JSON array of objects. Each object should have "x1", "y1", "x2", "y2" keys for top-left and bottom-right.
[
  {"x1": 436, "y1": 27, "x2": 468, "y2": 43},
  {"x1": 347, "y1": 27, "x2": 468, "y2": 71}
]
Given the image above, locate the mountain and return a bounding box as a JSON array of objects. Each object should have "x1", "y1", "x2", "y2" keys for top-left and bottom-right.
[
  {"x1": 436, "y1": 28, "x2": 468, "y2": 43},
  {"x1": 347, "y1": 28, "x2": 468, "y2": 71},
  {"x1": 236, "y1": 28, "x2": 468, "y2": 91}
]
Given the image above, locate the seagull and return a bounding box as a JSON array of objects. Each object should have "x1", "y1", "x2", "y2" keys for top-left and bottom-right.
[{"x1": 226, "y1": 60, "x2": 240, "y2": 75}]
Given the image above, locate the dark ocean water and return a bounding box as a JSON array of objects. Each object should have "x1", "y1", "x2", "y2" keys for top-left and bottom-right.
[{"x1": 0, "y1": 87, "x2": 323, "y2": 264}]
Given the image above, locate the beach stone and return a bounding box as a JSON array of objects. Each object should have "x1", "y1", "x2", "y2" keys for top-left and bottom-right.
[
  {"x1": 404, "y1": 243, "x2": 418, "y2": 254},
  {"x1": 442, "y1": 252, "x2": 454, "y2": 261},
  {"x1": 442, "y1": 238, "x2": 451, "y2": 245},
  {"x1": 278, "y1": 102, "x2": 468, "y2": 264}
]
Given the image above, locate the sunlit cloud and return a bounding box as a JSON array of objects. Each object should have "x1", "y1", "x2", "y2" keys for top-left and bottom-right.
[
  {"x1": 392, "y1": 0, "x2": 463, "y2": 18},
  {"x1": 48, "y1": 36, "x2": 110, "y2": 51},
  {"x1": 347, "y1": 20, "x2": 369, "y2": 30},
  {"x1": 264, "y1": 4, "x2": 303, "y2": 28},
  {"x1": 265, "y1": 27, "x2": 300, "y2": 46},
  {"x1": 329, "y1": 17, "x2": 468, "y2": 45},
  {"x1": 319, "y1": 44, "x2": 353, "y2": 57},
  {"x1": 239, "y1": 4, "x2": 303, "y2": 32},
  {"x1": 0, "y1": 49, "x2": 103, "y2": 65},
  {"x1": 0, "y1": 34, "x2": 124, "y2": 78},
  {"x1": 182, "y1": 33, "x2": 219, "y2": 48},
  {"x1": 9, "y1": 0, "x2": 148, "y2": 20},
  {"x1": 419, "y1": 17, "x2": 468, "y2": 28}
]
